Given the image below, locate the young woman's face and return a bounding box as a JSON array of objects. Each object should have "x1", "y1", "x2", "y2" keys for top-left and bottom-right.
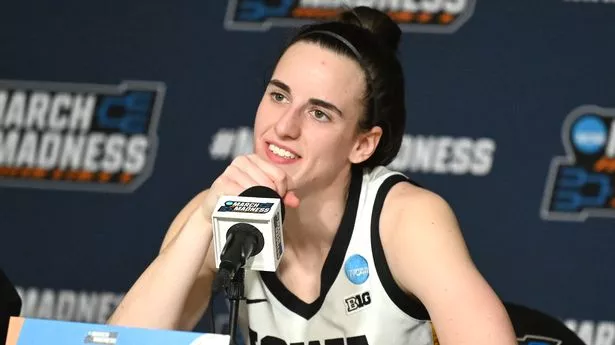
[{"x1": 253, "y1": 41, "x2": 381, "y2": 192}]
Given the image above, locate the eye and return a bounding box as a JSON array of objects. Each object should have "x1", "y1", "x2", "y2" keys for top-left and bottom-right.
[
  {"x1": 270, "y1": 92, "x2": 288, "y2": 103},
  {"x1": 310, "y1": 109, "x2": 331, "y2": 122}
]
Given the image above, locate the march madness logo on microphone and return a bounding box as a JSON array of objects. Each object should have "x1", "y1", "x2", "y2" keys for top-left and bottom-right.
[
  {"x1": 224, "y1": 0, "x2": 476, "y2": 34},
  {"x1": 0, "y1": 79, "x2": 166, "y2": 193},
  {"x1": 541, "y1": 105, "x2": 615, "y2": 221},
  {"x1": 218, "y1": 200, "x2": 274, "y2": 214}
]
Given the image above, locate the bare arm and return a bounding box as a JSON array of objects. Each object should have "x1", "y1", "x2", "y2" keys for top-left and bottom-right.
[
  {"x1": 381, "y1": 184, "x2": 517, "y2": 345},
  {"x1": 107, "y1": 190, "x2": 217, "y2": 331},
  {"x1": 106, "y1": 154, "x2": 300, "y2": 330}
]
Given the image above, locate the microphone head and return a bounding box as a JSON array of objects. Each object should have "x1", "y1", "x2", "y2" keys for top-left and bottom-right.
[{"x1": 240, "y1": 186, "x2": 285, "y2": 220}]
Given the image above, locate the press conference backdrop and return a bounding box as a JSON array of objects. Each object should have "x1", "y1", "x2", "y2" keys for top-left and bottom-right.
[{"x1": 0, "y1": 1, "x2": 613, "y2": 344}]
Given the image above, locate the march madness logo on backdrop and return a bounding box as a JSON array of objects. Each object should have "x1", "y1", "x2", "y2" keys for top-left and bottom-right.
[
  {"x1": 0, "y1": 80, "x2": 166, "y2": 193},
  {"x1": 224, "y1": 0, "x2": 476, "y2": 34},
  {"x1": 209, "y1": 127, "x2": 497, "y2": 176},
  {"x1": 541, "y1": 105, "x2": 615, "y2": 221}
]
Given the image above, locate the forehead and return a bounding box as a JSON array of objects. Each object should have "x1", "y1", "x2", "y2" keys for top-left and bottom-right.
[{"x1": 272, "y1": 41, "x2": 366, "y2": 105}]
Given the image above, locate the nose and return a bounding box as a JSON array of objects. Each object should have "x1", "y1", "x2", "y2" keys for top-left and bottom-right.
[{"x1": 274, "y1": 105, "x2": 302, "y2": 140}]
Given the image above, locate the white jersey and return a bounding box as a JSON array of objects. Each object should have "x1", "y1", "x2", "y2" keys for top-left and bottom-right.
[{"x1": 236, "y1": 165, "x2": 438, "y2": 345}]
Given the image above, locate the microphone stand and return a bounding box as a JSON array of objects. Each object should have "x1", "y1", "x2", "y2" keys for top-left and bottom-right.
[
  {"x1": 216, "y1": 223, "x2": 265, "y2": 344},
  {"x1": 220, "y1": 267, "x2": 246, "y2": 345}
]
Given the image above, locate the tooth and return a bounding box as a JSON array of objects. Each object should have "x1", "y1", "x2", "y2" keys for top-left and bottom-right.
[{"x1": 269, "y1": 144, "x2": 297, "y2": 159}]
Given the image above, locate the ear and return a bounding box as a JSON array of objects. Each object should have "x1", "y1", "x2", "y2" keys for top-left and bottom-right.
[{"x1": 348, "y1": 126, "x2": 383, "y2": 164}]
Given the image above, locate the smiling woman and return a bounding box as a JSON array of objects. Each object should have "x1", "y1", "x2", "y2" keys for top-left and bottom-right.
[{"x1": 107, "y1": 6, "x2": 517, "y2": 345}]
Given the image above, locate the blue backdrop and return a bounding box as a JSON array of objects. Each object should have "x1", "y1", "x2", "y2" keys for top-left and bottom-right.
[{"x1": 1, "y1": 1, "x2": 614, "y2": 344}]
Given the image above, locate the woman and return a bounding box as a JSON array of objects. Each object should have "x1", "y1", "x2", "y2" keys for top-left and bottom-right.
[{"x1": 108, "y1": 6, "x2": 517, "y2": 345}]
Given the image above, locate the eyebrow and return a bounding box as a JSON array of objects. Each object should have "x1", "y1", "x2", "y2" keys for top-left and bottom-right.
[{"x1": 268, "y1": 79, "x2": 344, "y2": 117}]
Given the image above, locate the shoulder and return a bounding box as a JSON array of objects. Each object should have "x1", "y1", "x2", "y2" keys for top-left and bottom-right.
[
  {"x1": 376, "y1": 178, "x2": 517, "y2": 344},
  {"x1": 378, "y1": 178, "x2": 472, "y2": 293},
  {"x1": 363, "y1": 166, "x2": 457, "y2": 237},
  {"x1": 378, "y1": 179, "x2": 465, "y2": 296},
  {"x1": 382, "y1": 180, "x2": 459, "y2": 241}
]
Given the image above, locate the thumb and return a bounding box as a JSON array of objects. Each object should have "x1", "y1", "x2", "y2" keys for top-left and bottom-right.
[{"x1": 283, "y1": 191, "x2": 300, "y2": 208}]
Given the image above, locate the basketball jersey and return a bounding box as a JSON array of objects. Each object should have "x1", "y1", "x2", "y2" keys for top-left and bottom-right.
[{"x1": 237, "y1": 165, "x2": 437, "y2": 345}]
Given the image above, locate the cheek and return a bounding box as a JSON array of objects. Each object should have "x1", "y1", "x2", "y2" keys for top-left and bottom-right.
[
  {"x1": 310, "y1": 128, "x2": 355, "y2": 158},
  {"x1": 254, "y1": 101, "x2": 275, "y2": 131}
]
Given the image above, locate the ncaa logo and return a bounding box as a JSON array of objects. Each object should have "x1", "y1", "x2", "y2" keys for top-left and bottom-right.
[
  {"x1": 571, "y1": 115, "x2": 608, "y2": 154},
  {"x1": 541, "y1": 105, "x2": 615, "y2": 221},
  {"x1": 344, "y1": 254, "x2": 369, "y2": 285}
]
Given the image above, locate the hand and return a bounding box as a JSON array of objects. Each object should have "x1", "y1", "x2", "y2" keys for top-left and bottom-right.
[{"x1": 200, "y1": 154, "x2": 300, "y2": 223}]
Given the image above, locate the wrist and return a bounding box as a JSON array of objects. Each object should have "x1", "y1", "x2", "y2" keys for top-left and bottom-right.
[{"x1": 182, "y1": 206, "x2": 212, "y2": 236}]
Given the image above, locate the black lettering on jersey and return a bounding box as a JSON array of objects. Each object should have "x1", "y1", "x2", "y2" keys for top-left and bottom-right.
[
  {"x1": 344, "y1": 291, "x2": 371, "y2": 314},
  {"x1": 262, "y1": 336, "x2": 286, "y2": 345},
  {"x1": 249, "y1": 328, "x2": 369, "y2": 345}
]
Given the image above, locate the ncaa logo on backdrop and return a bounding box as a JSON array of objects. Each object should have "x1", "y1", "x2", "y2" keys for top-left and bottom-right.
[
  {"x1": 541, "y1": 105, "x2": 615, "y2": 221},
  {"x1": 0, "y1": 80, "x2": 166, "y2": 193},
  {"x1": 224, "y1": 0, "x2": 477, "y2": 34}
]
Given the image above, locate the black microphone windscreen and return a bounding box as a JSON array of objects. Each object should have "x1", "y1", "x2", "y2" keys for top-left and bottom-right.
[{"x1": 240, "y1": 186, "x2": 285, "y2": 220}]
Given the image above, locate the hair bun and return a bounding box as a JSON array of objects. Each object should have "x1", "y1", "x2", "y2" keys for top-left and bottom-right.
[{"x1": 337, "y1": 6, "x2": 402, "y2": 53}]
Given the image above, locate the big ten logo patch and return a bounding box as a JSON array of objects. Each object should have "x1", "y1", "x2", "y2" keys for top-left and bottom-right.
[
  {"x1": 541, "y1": 105, "x2": 615, "y2": 221},
  {"x1": 0, "y1": 80, "x2": 165, "y2": 193},
  {"x1": 344, "y1": 291, "x2": 371, "y2": 315}
]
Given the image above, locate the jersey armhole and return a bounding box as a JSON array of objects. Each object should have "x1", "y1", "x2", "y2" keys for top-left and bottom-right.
[{"x1": 370, "y1": 174, "x2": 431, "y2": 321}]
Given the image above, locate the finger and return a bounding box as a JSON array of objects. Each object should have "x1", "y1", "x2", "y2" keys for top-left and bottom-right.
[
  {"x1": 232, "y1": 155, "x2": 278, "y2": 192},
  {"x1": 203, "y1": 177, "x2": 246, "y2": 218},
  {"x1": 245, "y1": 155, "x2": 289, "y2": 196},
  {"x1": 222, "y1": 178, "x2": 246, "y2": 196},
  {"x1": 223, "y1": 164, "x2": 259, "y2": 191},
  {"x1": 246, "y1": 154, "x2": 295, "y2": 195},
  {"x1": 211, "y1": 175, "x2": 246, "y2": 198},
  {"x1": 283, "y1": 192, "x2": 300, "y2": 208}
]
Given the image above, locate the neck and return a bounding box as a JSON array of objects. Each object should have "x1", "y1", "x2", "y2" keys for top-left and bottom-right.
[{"x1": 282, "y1": 166, "x2": 354, "y2": 259}]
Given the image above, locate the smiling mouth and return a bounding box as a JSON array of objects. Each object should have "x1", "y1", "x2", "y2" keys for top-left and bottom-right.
[{"x1": 268, "y1": 143, "x2": 300, "y2": 159}]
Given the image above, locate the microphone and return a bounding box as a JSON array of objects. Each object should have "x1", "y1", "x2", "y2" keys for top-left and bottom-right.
[
  {"x1": 211, "y1": 186, "x2": 286, "y2": 278},
  {"x1": 211, "y1": 186, "x2": 286, "y2": 345}
]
